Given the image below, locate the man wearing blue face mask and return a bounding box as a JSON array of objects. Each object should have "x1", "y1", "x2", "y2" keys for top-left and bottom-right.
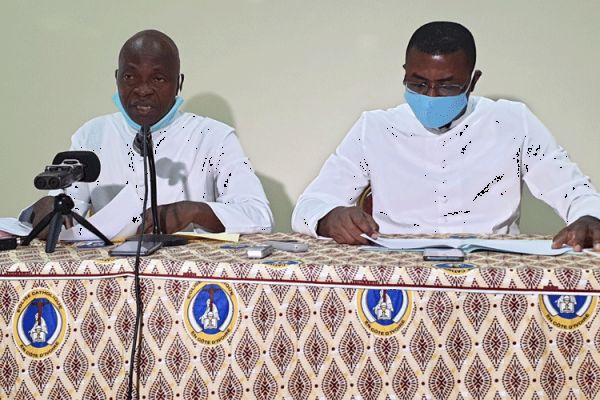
[
  {"x1": 292, "y1": 21, "x2": 600, "y2": 251},
  {"x1": 29, "y1": 30, "x2": 273, "y2": 238}
]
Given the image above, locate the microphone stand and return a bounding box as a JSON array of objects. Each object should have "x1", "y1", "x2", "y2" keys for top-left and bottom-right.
[{"x1": 132, "y1": 125, "x2": 187, "y2": 247}]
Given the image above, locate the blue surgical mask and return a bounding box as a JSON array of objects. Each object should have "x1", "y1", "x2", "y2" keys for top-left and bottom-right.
[
  {"x1": 112, "y1": 93, "x2": 184, "y2": 132},
  {"x1": 404, "y1": 86, "x2": 469, "y2": 130}
]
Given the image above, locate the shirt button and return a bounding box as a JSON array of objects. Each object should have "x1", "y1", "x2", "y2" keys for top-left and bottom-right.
[{"x1": 441, "y1": 196, "x2": 448, "y2": 203}]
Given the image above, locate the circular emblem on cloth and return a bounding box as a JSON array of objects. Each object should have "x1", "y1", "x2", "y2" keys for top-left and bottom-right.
[
  {"x1": 262, "y1": 260, "x2": 301, "y2": 269},
  {"x1": 433, "y1": 262, "x2": 478, "y2": 275},
  {"x1": 13, "y1": 288, "x2": 67, "y2": 358},
  {"x1": 184, "y1": 282, "x2": 238, "y2": 345},
  {"x1": 356, "y1": 289, "x2": 412, "y2": 336},
  {"x1": 539, "y1": 294, "x2": 597, "y2": 330}
]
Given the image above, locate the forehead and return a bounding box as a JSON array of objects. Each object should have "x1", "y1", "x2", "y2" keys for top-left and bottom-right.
[
  {"x1": 118, "y1": 40, "x2": 179, "y2": 74},
  {"x1": 120, "y1": 52, "x2": 175, "y2": 71},
  {"x1": 405, "y1": 48, "x2": 471, "y2": 77}
]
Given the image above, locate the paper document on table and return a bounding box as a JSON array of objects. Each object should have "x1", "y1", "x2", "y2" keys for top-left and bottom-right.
[
  {"x1": 584, "y1": 249, "x2": 600, "y2": 258},
  {"x1": 60, "y1": 185, "x2": 142, "y2": 242},
  {"x1": 361, "y1": 234, "x2": 572, "y2": 256},
  {"x1": 173, "y1": 231, "x2": 240, "y2": 242},
  {"x1": 0, "y1": 218, "x2": 33, "y2": 236}
]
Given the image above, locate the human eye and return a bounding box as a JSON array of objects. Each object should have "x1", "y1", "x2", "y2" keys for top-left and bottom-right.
[
  {"x1": 438, "y1": 83, "x2": 463, "y2": 96},
  {"x1": 153, "y1": 75, "x2": 167, "y2": 83},
  {"x1": 439, "y1": 83, "x2": 461, "y2": 90},
  {"x1": 406, "y1": 81, "x2": 428, "y2": 93}
]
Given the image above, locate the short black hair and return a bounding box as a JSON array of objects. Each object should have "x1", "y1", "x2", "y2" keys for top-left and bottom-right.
[{"x1": 406, "y1": 22, "x2": 476, "y2": 71}]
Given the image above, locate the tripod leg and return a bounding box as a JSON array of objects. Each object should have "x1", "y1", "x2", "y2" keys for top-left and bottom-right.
[
  {"x1": 45, "y1": 213, "x2": 64, "y2": 253},
  {"x1": 21, "y1": 211, "x2": 56, "y2": 246},
  {"x1": 70, "y1": 212, "x2": 113, "y2": 245}
]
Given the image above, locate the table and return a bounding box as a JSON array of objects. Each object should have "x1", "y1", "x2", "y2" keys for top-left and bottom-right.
[{"x1": 1, "y1": 233, "x2": 599, "y2": 399}]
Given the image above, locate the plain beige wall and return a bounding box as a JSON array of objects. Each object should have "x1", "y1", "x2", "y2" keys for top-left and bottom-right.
[{"x1": 1, "y1": 1, "x2": 598, "y2": 233}]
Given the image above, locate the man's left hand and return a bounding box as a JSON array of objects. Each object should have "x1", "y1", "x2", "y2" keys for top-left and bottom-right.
[
  {"x1": 552, "y1": 215, "x2": 600, "y2": 252},
  {"x1": 139, "y1": 201, "x2": 225, "y2": 234}
]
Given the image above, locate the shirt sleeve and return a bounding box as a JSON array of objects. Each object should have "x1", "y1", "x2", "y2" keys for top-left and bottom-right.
[
  {"x1": 204, "y1": 131, "x2": 274, "y2": 233},
  {"x1": 520, "y1": 105, "x2": 600, "y2": 224},
  {"x1": 292, "y1": 113, "x2": 371, "y2": 237}
]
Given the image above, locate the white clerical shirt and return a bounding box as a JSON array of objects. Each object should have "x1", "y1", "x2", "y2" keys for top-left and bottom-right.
[
  {"x1": 292, "y1": 96, "x2": 600, "y2": 236},
  {"x1": 64, "y1": 111, "x2": 273, "y2": 234}
]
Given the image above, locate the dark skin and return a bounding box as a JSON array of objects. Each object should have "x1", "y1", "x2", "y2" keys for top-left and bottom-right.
[
  {"x1": 116, "y1": 30, "x2": 182, "y2": 128},
  {"x1": 116, "y1": 31, "x2": 223, "y2": 234},
  {"x1": 317, "y1": 206, "x2": 379, "y2": 245},
  {"x1": 30, "y1": 196, "x2": 73, "y2": 239},
  {"x1": 140, "y1": 201, "x2": 224, "y2": 234},
  {"x1": 319, "y1": 48, "x2": 600, "y2": 250},
  {"x1": 552, "y1": 216, "x2": 600, "y2": 251},
  {"x1": 31, "y1": 30, "x2": 224, "y2": 238},
  {"x1": 318, "y1": 48, "x2": 481, "y2": 245}
]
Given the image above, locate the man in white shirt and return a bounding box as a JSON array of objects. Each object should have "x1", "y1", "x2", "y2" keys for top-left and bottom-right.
[
  {"x1": 30, "y1": 30, "x2": 273, "y2": 237},
  {"x1": 292, "y1": 21, "x2": 600, "y2": 250}
]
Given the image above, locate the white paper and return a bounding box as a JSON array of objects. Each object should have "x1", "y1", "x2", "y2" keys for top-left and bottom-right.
[
  {"x1": 361, "y1": 234, "x2": 572, "y2": 256},
  {"x1": 0, "y1": 218, "x2": 33, "y2": 236},
  {"x1": 173, "y1": 230, "x2": 240, "y2": 242},
  {"x1": 60, "y1": 184, "x2": 143, "y2": 242},
  {"x1": 583, "y1": 249, "x2": 600, "y2": 258}
]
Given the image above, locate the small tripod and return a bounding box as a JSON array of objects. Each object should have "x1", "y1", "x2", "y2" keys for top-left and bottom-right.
[{"x1": 22, "y1": 193, "x2": 112, "y2": 253}]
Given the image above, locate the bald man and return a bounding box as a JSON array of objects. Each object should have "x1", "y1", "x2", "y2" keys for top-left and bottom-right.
[{"x1": 29, "y1": 30, "x2": 273, "y2": 237}]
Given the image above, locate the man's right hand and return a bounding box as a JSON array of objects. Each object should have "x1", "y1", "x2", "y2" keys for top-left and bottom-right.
[
  {"x1": 317, "y1": 206, "x2": 379, "y2": 245},
  {"x1": 30, "y1": 196, "x2": 73, "y2": 240}
]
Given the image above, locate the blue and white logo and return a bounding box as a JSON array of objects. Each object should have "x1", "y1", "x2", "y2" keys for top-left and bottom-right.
[
  {"x1": 13, "y1": 289, "x2": 67, "y2": 358},
  {"x1": 184, "y1": 282, "x2": 238, "y2": 345},
  {"x1": 540, "y1": 294, "x2": 596, "y2": 330},
  {"x1": 434, "y1": 262, "x2": 477, "y2": 275},
  {"x1": 357, "y1": 289, "x2": 412, "y2": 336}
]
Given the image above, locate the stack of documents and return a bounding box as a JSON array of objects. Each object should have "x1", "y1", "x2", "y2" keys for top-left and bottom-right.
[{"x1": 361, "y1": 234, "x2": 572, "y2": 256}]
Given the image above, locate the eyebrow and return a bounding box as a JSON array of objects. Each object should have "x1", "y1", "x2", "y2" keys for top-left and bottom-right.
[{"x1": 410, "y1": 73, "x2": 456, "y2": 83}]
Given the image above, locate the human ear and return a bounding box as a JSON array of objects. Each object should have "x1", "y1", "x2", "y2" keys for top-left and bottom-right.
[
  {"x1": 469, "y1": 70, "x2": 482, "y2": 93},
  {"x1": 178, "y1": 74, "x2": 185, "y2": 93}
]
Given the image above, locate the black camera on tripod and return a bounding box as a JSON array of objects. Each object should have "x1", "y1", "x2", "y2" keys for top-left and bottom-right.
[{"x1": 22, "y1": 151, "x2": 111, "y2": 253}]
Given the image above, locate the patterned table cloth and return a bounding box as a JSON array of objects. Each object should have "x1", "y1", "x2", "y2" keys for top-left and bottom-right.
[{"x1": 1, "y1": 233, "x2": 599, "y2": 399}]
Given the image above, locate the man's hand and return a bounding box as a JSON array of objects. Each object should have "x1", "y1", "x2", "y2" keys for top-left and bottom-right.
[
  {"x1": 30, "y1": 196, "x2": 73, "y2": 240},
  {"x1": 139, "y1": 201, "x2": 225, "y2": 234},
  {"x1": 552, "y1": 216, "x2": 600, "y2": 252},
  {"x1": 317, "y1": 206, "x2": 379, "y2": 245}
]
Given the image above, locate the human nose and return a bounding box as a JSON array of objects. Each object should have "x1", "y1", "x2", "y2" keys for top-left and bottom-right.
[
  {"x1": 133, "y1": 81, "x2": 153, "y2": 96},
  {"x1": 425, "y1": 84, "x2": 441, "y2": 97}
]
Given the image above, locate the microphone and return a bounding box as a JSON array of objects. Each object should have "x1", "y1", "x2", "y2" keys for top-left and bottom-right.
[
  {"x1": 127, "y1": 126, "x2": 187, "y2": 247},
  {"x1": 34, "y1": 151, "x2": 101, "y2": 190},
  {"x1": 133, "y1": 125, "x2": 151, "y2": 156}
]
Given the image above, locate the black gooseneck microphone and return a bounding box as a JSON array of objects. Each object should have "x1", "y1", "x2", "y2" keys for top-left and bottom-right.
[
  {"x1": 131, "y1": 126, "x2": 187, "y2": 246},
  {"x1": 127, "y1": 125, "x2": 150, "y2": 400},
  {"x1": 127, "y1": 124, "x2": 187, "y2": 399},
  {"x1": 133, "y1": 125, "x2": 161, "y2": 235}
]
